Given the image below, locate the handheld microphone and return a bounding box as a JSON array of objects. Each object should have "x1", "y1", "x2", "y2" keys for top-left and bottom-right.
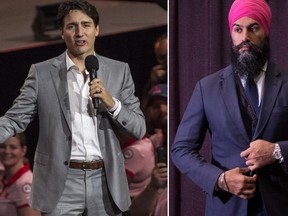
[{"x1": 85, "y1": 55, "x2": 99, "y2": 111}]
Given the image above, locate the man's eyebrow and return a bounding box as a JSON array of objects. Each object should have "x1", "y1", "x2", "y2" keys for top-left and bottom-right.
[
  {"x1": 66, "y1": 20, "x2": 93, "y2": 25},
  {"x1": 82, "y1": 20, "x2": 93, "y2": 23},
  {"x1": 232, "y1": 22, "x2": 259, "y2": 28}
]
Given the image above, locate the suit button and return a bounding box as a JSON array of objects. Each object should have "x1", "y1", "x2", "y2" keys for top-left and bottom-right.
[
  {"x1": 68, "y1": 136, "x2": 72, "y2": 141},
  {"x1": 64, "y1": 161, "x2": 69, "y2": 166},
  {"x1": 122, "y1": 121, "x2": 127, "y2": 126}
]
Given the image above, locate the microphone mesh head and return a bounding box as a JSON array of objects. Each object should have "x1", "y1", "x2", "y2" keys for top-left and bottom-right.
[{"x1": 85, "y1": 55, "x2": 99, "y2": 71}]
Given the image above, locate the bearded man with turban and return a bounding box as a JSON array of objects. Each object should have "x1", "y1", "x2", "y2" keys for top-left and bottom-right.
[{"x1": 172, "y1": 0, "x2": 288, "y2": 215}]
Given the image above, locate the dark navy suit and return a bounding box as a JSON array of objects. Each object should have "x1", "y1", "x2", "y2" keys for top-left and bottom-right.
[{"x1": 171, "y1": 62, "x2": 288, "y2": 216}]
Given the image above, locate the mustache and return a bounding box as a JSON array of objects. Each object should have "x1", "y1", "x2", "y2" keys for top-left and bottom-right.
[{"x1": 234, "y1": 41, "x2": 260, "y2": 51}]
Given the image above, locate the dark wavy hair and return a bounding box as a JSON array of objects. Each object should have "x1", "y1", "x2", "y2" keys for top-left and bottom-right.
[
  {"x1": 15, "y1": 133, "x2": 27, "y2": 148},
  {"x1": 57, "y1": 0, "x2": 99, "y2": 29}
]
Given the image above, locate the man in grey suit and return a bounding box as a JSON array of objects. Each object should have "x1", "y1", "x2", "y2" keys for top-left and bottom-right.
[{"x1": 0, "y1": 0, "x2": 146, "y2": 215}]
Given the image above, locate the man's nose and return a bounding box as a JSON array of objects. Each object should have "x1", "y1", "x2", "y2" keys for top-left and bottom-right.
[
  {"x1": 76, "y1": 26, "x2": 84, "y2": 36},
  {"x1": 242, "y1": 29, "x2": 251, "y2": 42}
]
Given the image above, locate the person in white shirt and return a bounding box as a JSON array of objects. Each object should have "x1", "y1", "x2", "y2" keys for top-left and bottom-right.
[{"x1": 0, "y1": 0, "x2": 145, "y2": 215}]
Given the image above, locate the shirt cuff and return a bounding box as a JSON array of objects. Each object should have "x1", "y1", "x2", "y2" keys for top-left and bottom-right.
[{"x1": 108, "y1": 97, "x2": 121, "y2": 118}]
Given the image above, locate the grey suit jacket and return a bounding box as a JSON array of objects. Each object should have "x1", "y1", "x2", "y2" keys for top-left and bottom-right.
[{"x1": 0, "y1": 52, "x2": 146, "y2": 213}]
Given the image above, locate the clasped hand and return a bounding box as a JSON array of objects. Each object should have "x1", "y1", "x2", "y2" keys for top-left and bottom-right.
[
  {"x1": 240, "y1": 139, "x2": 276, "y2": 171},
  {"x1": 219, "y1": 167, "x2": 257, "y2": 200},
  {"x1": 220, "y1": 139, "x2": 276, "y2": 199},
  {"x1": 89, "y1": 78, "x2": 115, "y2": 110}
]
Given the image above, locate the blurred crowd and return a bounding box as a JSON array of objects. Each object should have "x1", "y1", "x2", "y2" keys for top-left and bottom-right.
[{"x1": 122, "y1": 33, "x2": 168, "y2": 216}]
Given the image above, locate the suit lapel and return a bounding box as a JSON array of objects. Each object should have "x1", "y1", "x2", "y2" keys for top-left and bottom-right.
[
  {"x1": 220, "y1": 66, "x2": 250, "y2": 142},
  {"x1": 50, "y1": 53, "x2": 72, "y2": 132},
  {"x1": 254, "y1": 63, "x2": 282, "y2": 139}
]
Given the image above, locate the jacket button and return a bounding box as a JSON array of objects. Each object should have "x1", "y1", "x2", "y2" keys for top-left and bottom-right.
[
  {"x1": 64, "y1": 161, "x2": 69, "y2": 166},
  {"x1": 122, "y1": 121, "x2": 127, "y2": 126}
]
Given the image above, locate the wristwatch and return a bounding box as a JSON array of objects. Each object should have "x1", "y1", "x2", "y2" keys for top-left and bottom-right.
[{"x1": 272, "y1": 143, "x2": 284, "y2": 163}]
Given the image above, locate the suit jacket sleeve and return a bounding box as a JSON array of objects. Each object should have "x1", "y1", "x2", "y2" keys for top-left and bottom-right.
[
  {"x1": 109, "y1": 62, "x2": 146, "y2": 140},
  {"x1": 0, "y1": 64, "x2": 38, "y2": 142},
  {"x1": 171, "y1": 81, "x2": 223, "y2": 196}
]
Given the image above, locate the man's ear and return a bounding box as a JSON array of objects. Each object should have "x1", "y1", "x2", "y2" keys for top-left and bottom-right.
[
  {"x1": 61, "y1": 29, "x2": 64, "y2": 39},
  {"x1": 95, "y1": 25, "x2": 100, "y2": 37}
]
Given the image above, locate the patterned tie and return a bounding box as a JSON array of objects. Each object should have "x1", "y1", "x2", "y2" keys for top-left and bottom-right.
[
  {"x1": 234, "y1": 73, "x2": 258, "y2": 137},
  {"x1": 245, "y1": 78, "x2": 259, "y2": 116}
]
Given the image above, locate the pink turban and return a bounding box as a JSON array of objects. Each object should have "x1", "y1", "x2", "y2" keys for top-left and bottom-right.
[{"x1": 228, "y1": 0, "x2": 272, "y2": 36}]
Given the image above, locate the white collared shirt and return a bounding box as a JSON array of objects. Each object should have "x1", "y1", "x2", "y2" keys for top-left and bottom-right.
[
  {"x1": 66, "y1": 52, "x2": 102, "y2": 161},
  {"x1": 240, "y1": 62, "x2": 267, "y2": 106}
]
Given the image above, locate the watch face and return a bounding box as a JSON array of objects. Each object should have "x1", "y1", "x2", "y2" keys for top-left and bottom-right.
[
  {"x1": 273, "y1": 144, "x2": 282, "y2": 160},
  {"x1": 275, "y1": 151, "x2": 281, "y2": 160}
]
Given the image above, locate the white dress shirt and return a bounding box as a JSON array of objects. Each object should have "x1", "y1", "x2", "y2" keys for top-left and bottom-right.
[{"x1": 66, "y1": 52, "x2": 102, "y2": 161}]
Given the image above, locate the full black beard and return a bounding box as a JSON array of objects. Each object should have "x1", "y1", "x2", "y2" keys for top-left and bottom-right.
[{"x1": 231, "y1": 40, "x2": 269, "y2": 79}]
